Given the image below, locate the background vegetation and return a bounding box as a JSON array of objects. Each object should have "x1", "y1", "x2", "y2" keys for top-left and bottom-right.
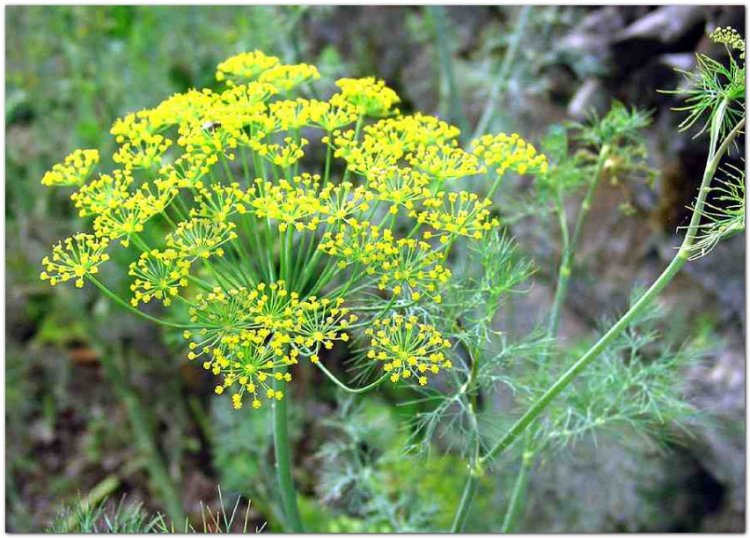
[{"x1": 5, "y1": 5, "x2": 745, "y2": 532}]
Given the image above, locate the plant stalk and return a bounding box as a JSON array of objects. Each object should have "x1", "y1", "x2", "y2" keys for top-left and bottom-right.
[
  {"x1": 547, "y1": 144, "x2": 609, "y2": 336},
  {"x1": 480, "y1": 109, "x2": 743, "y2": 466},
  {"x1": 500, "y1": 143, "x2": 610, "y2": 532},
  {"x1": 450, "y1": 470, "x2": 478, "y2": 532},
  {"x1": 500, "y1": 448, "x2": 533, "y2": 533},
  {"x1": 449, "y1": 343, "x2": 482, "y2": 533},
  {"x1": 272, "y1": 371, "x2": 304, "y2": 532}
]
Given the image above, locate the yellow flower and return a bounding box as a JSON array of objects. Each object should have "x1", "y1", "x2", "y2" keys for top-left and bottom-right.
[
  {"x1": 294, "y1": 296, "x2": 358, "y2": 354},
  {"x1": 216, "y1": 51, "x2": 281, "y2": 85},
  {"x1": 710, "y1": 26, "x2": 746, "y2": 58},
  {"x1": 375, "y1": 238, "x2": 452, "y2": 303},
  {"x1": 254, "y1": 136, "x2": 309, "y2": 168},
  {"x1": 335, "y1": 77, "x2": 400, "y2": 117},
  {"x1": 41, "y1": 149, "x2": 99, "y2": 187},
  {"x1": 113, "y1": 132, "x2": 172, "y2": 170},
  {"x1": 309, "y1": 97, "x2": 359, "y2": 132},
  {"x1": 166, "y1": 218, "x2": 238, "y2": 260},
  {"x1": 417, "y1": 191, "x2": 499, "y2": 240},
  {"x1": 70, "y1": 170, "x2": 132, "y2": 217},
  {"x1": 366, "y1": 166, "x2": 430, "y2": 214},
  {"x1": 40, "y1": 233, "x2": 110, "y2": 288},
  {"x1": 472, "y1": 133, "x2": 549, "y2": 177},
  {"x1": 364, "y1": 314, "x2": 452, "y2": 385},
  {"x1": 38, "y1": 50, "x2": 553, "y2": 410},
  {"x1": 190, "y1": 184, "x2": 249, "y2": 223},
  {"x1": 212, "y1": 338, "x2": 291, "y2": 410},
  {"x1": 92, "y1": 190, "x2": 161, "y2": 247},
  {"x1": 128, "y1": 249, "x2": 191, "y2": 307},
  {"x1": 407, "y1": 144, "x2": 484, "y2": 182},
  {"x1": 259, "y1": 63, "x2": 320, "y2": 93},
  {"x1": 250, "y1": 175, "x2": 324, "y2": 231}
]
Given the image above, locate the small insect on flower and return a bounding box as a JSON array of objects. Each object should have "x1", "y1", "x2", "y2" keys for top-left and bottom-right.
[{"x1": 201, "y1": 121, "x2": 222, "y2": 133}]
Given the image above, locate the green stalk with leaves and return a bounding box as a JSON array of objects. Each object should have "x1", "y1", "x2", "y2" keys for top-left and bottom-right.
[{"x1": 449, "y1": 27, "x2": 745, "y2": 532}]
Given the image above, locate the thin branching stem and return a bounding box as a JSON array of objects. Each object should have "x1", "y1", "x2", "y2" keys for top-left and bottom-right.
[
  {"x1": 314, "y1": 361, "x2": 389, "y2": 394},
  {"x1": 87, "y1": 276, "x2": 196, "y2": 329},
  {"x1": 500, "y1": 448, "x2": 533, "y2": 532},
  {"x1": 548, "y1": 143, "x2": 609, "y2": 337}
]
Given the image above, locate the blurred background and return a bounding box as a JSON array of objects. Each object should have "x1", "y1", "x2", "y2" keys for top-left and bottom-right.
[{"x1": 5, "y1": 5, "x2": 745, "y2": 532}]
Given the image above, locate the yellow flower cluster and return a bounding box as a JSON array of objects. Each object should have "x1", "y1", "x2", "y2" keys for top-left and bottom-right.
[
  {"x1": 472, "y1": 133, "x2": 549, "y2": 177},
  {"x1": 710, "y1": 26, "x2": 746, "y2": 59},
  {"x1": 364, "y1": 314, "x2": 453, "y2": 385},
  {"x1": 41, "y1": 149, "x2": 99, "y2": 187},
  {"x1": 406, "y1": 144, "x2": 484, "y2": 182},
  {"x1": 39, "y1": 50, "x2": 548, "y2": 408},
  {"x1": 215, "y1": 50, "x2": 280, "y2": 85},
  {"x1": 40, "y1": 233, "x2": 110, "y2": 288},
  {"x1": 186, "y1": 281, "x2": 355, "y2": 408},
  {"x1": 129, "y1": 249, "x2": 191, "y2": 307},
  {"x1": 335, "y1": 77, "x2": 400, "y2": 117},
  {"x1": 417, "y1": 192, "x2": 499, "y2": 241},
  {"x1": 318, "y1": 221, "x2": 450, "y2": 302},
  {"x1": 166, "y1": 219, "x2": 238, "y2": 260}
]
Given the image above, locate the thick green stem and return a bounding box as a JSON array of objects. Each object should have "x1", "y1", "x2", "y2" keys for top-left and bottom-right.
[
  {"x1": 498, "y1": 146, "x2": 609, "y2": 532},
  {"x1": 272, "y1": 373, "x2": 304, "y2": 532},
  {"x1": 98, "y1": 349, "x2": 185, "y2": 523},
  {"x1": 482, "y1": 253, "x2": 686, "y2": 463}
]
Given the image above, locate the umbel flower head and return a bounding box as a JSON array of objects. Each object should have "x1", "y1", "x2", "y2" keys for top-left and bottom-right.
[{"x1": 39, "y1": 50, "x2": 548, "y2": 409}]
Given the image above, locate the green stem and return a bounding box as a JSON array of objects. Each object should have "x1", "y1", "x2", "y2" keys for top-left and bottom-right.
[
  {"x1": 272, "y1": 372, "x2": 303, "y2": 532},
  {"x1": 342, "y1": 115, "x2": 364, "y2": 183},
  {"x1": 87, "y1": 276, "x2": 195, "y2": 329},
  {"x1": 482, "y1": 253, "x2": 686, "y2": 463},
  {"x1": 547, "y1": 144, "x2": 609, "y2": 337},
  {"x1": 480, "y1": 112, "x2": 743, "y2": 465},
  {"x1": 61, "y1": 476, "x2": 121, "y2": 532},
  {"x1": 500, "y1": 448, "x2": 534, "y2": 533},
  {"x1": 451, "y1": 471, "x2": 478, "y2": 532},
  {"x1": 450, "y1": 343, "x2": 482, "y2": 533},
  {"x1": 314, "y1": 361, "x2": 389, "y2": 394},
  {"x1": 98, "y1": 347, "x2": 185, "y2": 523}
]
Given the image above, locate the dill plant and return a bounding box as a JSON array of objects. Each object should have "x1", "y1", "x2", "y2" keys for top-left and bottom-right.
[
  {"x1": 38, "y1": 50, "x2": 547, "y2": 530},
  {"x1": 37, "y1": 25, "x2": 744, "y2": 531}
]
